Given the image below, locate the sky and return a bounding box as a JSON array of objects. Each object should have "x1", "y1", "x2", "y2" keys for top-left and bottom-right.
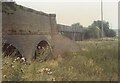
[{"x1": 14, "y1": 0, "x2": 118, "y2": 29}]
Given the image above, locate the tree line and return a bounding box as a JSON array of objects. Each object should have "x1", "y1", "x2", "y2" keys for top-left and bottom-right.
[{"x1": 71, "y1": 20, "x2": 116, "y2": 39}]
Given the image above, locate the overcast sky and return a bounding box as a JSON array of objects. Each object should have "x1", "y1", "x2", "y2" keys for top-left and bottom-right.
[{"x1": 15, "y1": 0, "x2": 118, "y2": 29}]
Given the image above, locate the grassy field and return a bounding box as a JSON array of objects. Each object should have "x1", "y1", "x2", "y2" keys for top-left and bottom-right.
[{"x1": 2, "y1": 38, "x2": 118, "y2": 81}]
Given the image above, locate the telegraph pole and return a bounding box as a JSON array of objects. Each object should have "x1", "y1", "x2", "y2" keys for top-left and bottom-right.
[{"x1": 101, "y1": 0, "x2": 104, "y2": 38}]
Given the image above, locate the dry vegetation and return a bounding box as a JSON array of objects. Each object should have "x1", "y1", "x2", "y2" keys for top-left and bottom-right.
[{"x1": 2, "y1": 38, "x2": 118, "y2": 81}]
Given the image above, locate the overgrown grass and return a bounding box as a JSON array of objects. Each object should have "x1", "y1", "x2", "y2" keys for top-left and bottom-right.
[
  {"x1": 2, "y1": 38, "x2": 118, "y2": 81},
  {"x1": 77, "y1": 39, "x2": 118, "y2": 80}
]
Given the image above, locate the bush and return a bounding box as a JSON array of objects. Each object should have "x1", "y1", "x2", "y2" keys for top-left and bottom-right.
[{"x1": 107, "y1": 29, "x2": 116, "y2": 37}]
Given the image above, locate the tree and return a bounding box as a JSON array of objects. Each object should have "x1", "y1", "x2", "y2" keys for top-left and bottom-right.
[
  {"x1": 84, "y1": 26, "x2": 100, "y2": 39},
  {"x1": 107, "y1": 29, "x2": 116, "y2": 37},
  {"x1": 71, "y1": 23, "x2": 83, "y2": 28},
  {"x1": 90, "y1": 20, "x2": 116, "y2": 37},
  {"x1": 84, "y1": 28, "x2": 92, "y2": 39}
]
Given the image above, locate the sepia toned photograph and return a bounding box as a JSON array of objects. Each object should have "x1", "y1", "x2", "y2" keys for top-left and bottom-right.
[{"x1": 0, "y1": 0, "x2": 119, "y2": 82}]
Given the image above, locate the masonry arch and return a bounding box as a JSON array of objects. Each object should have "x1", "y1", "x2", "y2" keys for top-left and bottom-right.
[
  {"x1": 36, "y1": 40, "x2": 49, "y2": 49},
  {"x1": 2, "y1": 42, "x2": 22, "y2": 58},
  {"x1": 32, "y1": 37, "x2": 52, "y2": 61}
]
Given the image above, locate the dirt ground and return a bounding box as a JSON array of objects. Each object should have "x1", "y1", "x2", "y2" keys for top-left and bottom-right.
[{"x1": 52, "y1": 33, "x2": 80, "y2": 57}]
